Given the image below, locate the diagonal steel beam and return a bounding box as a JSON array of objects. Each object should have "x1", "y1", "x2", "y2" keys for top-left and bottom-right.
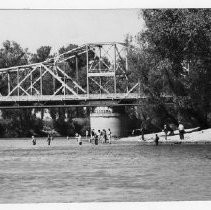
[
  {"x1": 41, "y1": 64, "x2": 80, "y2": 97},
  {"x1": 19, "y1": 86, "x2": 30, "y2": 96},
  {"x1": 23, "y1": 69, "x2": 48, "y2": 95},
  {"x1": 123, "y1": 82, "x2": 139, "y2": 98},
  {"x1": 6, "y1": 66, "x2": 38, "y2": 97},
  {"x1": 48, "y1": 85, "x2": 63, "y2": 100},
  {"x1": 56, "y1": 66, "x2": 86, "y2": 93},
  {"x1": 116, "y1": 46, "x2": 127, "y2": 73},
  {"x1": 90, "y1": 77, "x2": 110, "y2": 94},
  {"x1": 101, "y1": 45, "x2": 114, "y2": 64},
  {"x1": 32, "y1": 86, "x2": 40, "y2": 95},
  {"x1": 100, "y1": 58, "x2": 111, "y2": 70}
]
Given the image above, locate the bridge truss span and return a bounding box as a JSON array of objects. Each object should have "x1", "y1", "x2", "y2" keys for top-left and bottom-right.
[{"x1": 0, "y1": 42, "x2": 141, "y2": 107}]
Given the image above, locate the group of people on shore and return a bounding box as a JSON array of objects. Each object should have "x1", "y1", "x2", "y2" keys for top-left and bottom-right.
[
  {"x1": 137, "y1": 122, "x2": 185, "y2": 146},
  {"x1": 75, "y1": 128, "x2": 112, "y2": 146},
  {"x1": 163, "y1": 122, "x2": 185, "y2": 141}
]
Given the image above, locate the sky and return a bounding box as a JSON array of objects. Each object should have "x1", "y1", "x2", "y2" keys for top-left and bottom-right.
[{"x1": 0, "y1": 9, "x2": 144, "y2": 53}]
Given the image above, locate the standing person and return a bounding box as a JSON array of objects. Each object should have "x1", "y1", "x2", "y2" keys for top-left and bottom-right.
[
  {"x1": 178, "y1": 122, "x2": 185, "y2": 140},
  {"x1": 108, "y1": 128, "x2": 112, "y2": 144},
  {"x1": 90, "y1": 129, "x2": 95, "y2": 143},
  {"x1": 76, "y1": 133, "x2": 82, "y2": 145},
  {"x1": 75, "y1": 133, "x2": 79, "y2": 142},
  {"x1": 85, "y1": 130, "x2": 89, "y2": 140},
  {"x1": 140, "y1": 124, "x2": 145, "y2": 141},
  {"x1": 155, "y1": 134, "x2": 159, "y2": 146},
  {"x1": 103, "y1": 129, "x2": 107, "y2": 143},
  {"x1": 97, "y1": 130, "x2": 102, "y2": 143},
  {"x1": 47, "y1": 134, "x2": 51, "y2": 146},
  {"x1": 94, "y1": 133, "x2": 98, "y2": 145},
  {"x1": 32, "y1": 136, "x2": 36, "y2": 145},
  {"x1": 99, "y1": 130, "x2": 104, "y2": 144},
  {"x1": 103, "y1": 129, "x2": 108, "y2": 143},
  {"x1": 163, "y1": 124, "x2": 168, "y2": 140}
]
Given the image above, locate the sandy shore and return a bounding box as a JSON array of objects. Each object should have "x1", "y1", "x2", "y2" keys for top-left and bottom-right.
[{"x1": 120, "y1": 127, "x2": 211, "y2": 144}]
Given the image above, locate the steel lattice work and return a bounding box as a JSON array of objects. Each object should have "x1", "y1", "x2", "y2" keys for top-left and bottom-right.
[{"x1": 0, "y1": 42, "x2": 141, "y2": 107}]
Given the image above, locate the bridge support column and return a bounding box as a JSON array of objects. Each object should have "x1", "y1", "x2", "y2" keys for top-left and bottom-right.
[{"x1": 90, "y1": 106, "x2": 128, "y2": 137}]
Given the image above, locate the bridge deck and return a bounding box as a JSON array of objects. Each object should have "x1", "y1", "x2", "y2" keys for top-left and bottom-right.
[{"x1": 0, "y1": 93, "x2": 142, "y2": 103}]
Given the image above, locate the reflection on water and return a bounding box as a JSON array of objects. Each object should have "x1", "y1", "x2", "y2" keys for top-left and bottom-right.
[{"x1": 0, "y1": 138, "x2": 210, "y2": 203}]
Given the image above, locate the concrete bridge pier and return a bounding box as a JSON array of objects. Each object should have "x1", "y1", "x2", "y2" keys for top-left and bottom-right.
[{"x1": 90, "y1": 106, "x2": 128, "y2": 137}]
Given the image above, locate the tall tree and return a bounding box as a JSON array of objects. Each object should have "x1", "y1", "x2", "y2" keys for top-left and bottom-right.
[
  {"x1": 30, "y1": 46, "x2": 52, "y2": 63},
  {"x1": 132, "y1": 9, "x2": 211, "y2": 129}
]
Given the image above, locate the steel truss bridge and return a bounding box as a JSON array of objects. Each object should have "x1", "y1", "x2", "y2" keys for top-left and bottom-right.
[{"x1": 0, "y1": 42, "x2": 145, "y2": 108}]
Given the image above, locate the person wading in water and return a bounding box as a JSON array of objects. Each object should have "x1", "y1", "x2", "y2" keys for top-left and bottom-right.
[
  {"x1": 90, "y1": 129, "x2": 95, "y2": 143},
  {"x1": 47, "y1": 134, "x2": 51, "y2": 146},
  {"x1": 155, "y1": 134, "x2": 159, "y2": 146},
  {"x1": 108, "y1": 128, "x2": 112, "y2": 144},
  {"x1": 77, "y1": 133, "x2": 82, "y2": 145},
  {"x1": 32, "y1": 136, "x2": 36, "y2": 145},
  {"x1": 95, "y1": 132, "x2": 99, "y2": 145},
  {"x1": 103, "y1": 129, "x2": 107, "y2": 143},
  {"x1": 85, "y1": 130, "x2": 89, "y2": 140}
]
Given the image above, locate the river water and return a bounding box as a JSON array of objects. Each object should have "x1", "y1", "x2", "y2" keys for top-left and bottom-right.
[{"x1": 0, "y1": 138, "x2": 210, "y2": 203}]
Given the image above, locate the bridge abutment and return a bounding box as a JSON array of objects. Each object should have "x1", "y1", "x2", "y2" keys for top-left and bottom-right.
[{"x1": 90, "y1": 106, "x2": 128, "y2": 137}]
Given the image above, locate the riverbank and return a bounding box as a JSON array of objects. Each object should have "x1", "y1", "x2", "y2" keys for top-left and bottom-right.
[{"x1": 120, "y1": 128, "x2": 211, "y2": 144}]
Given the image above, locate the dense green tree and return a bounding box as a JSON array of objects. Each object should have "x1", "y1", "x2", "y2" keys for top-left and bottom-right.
[
  {"x1": 0, "y1": 40, "x2": 28, "y2": 68},
  {"x1": 30, "y1": 46, "x2": 52, "y2": 63},
  {"x1": 131, "y1": 9, "x2": 211, "y2": 129}
]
